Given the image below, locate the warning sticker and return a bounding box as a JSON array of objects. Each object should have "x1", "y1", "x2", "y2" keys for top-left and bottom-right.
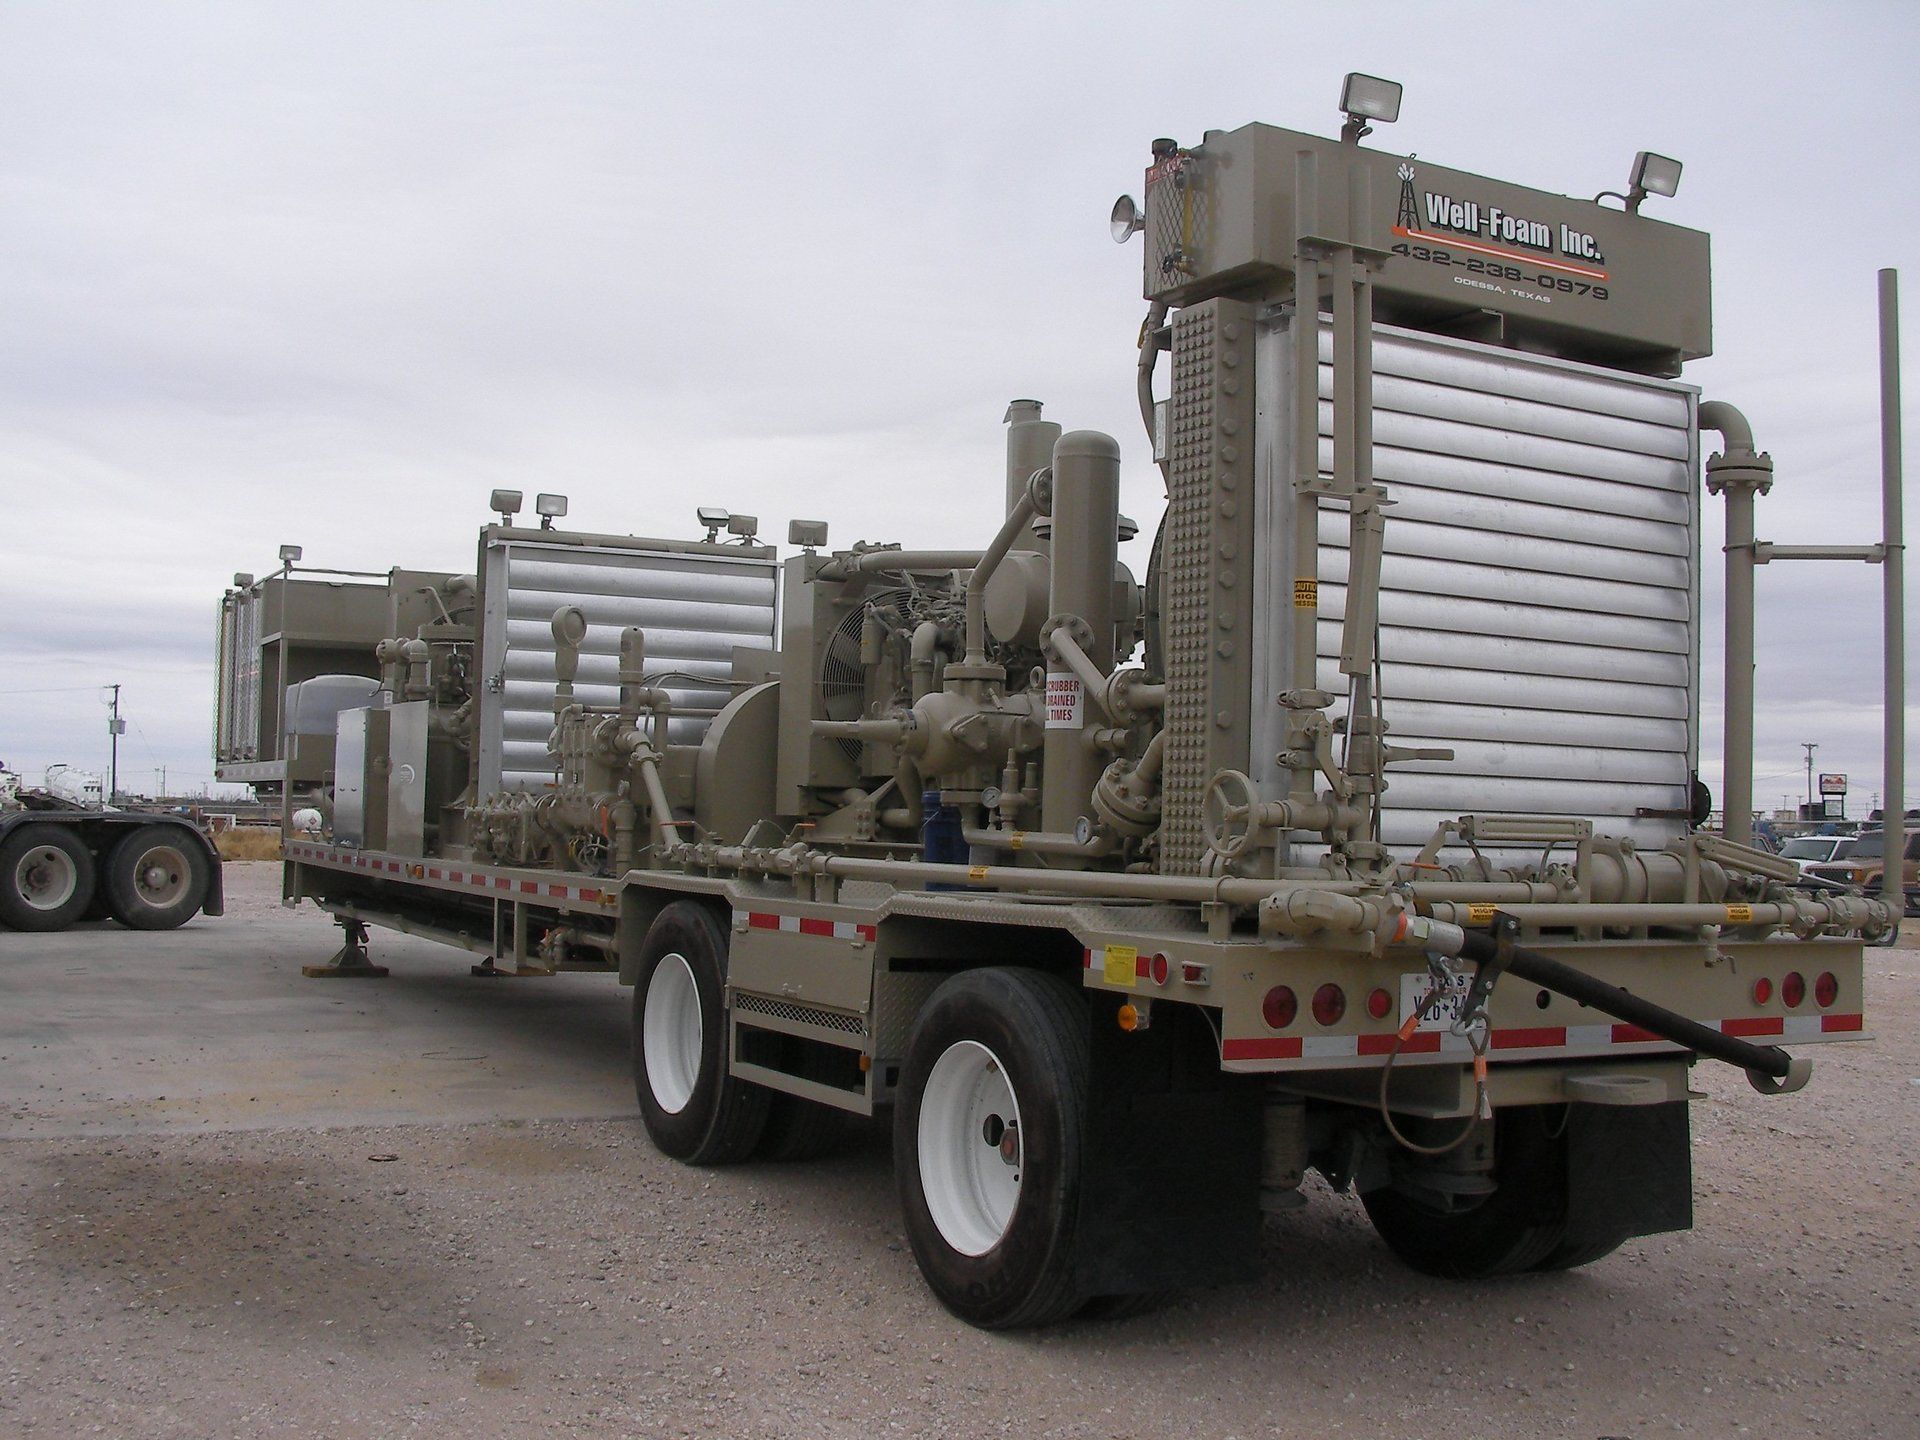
[
  {"x1": 1103, "y1": 944, "x2": 1138, "y2": 989},
  {"x1": 1293, "y1": 579, "x2": 1319, "y2": 609},
  {"x1": 1466, "y1": 903, "x2": 1498, "y2": 925},
  {"x1": 1045, "y1": 671, "x2": 1085, "y2": 729},
  {"x1": 1725, "y1": 904, "x2": 1754, "y2": 924}
]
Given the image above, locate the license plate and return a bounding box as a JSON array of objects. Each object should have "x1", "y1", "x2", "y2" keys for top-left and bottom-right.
[{"x1": 1399, "y1": 971, "x2": 1474, "y2": 1032}]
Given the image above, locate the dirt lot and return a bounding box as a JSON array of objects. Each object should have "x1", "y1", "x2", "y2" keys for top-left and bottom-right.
[{"x1": 2, "y1": 862, "x2": 1914, "y2": 1438}]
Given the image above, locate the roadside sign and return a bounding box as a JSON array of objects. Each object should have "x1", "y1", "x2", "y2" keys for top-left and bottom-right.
[{"x1": 1819, "y1": 773, "x2": 1847, "y2": 796}]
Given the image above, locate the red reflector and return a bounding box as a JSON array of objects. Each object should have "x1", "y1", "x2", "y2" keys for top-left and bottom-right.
[
  {"x1": 1311, "y1": 983, "x2": 1346, "y2": 1027},
  {"x1": 1261, "y1": 986, "x2": 1297, "y2": 1030},
  {"x1": 1752, "y1": 977, "x2": 1773, "y2": 1005},
  {"x1": 1366, "y1": 987, "x2": 1393, "y2": 1020},
  {"x1": 1781, "y1": 971, "x2": 1806, "y2": 1008},
  {"x1": 1149, "y1": 953, "x2": 1170, "y2": 987},
  {"x1": 1814, "y1": 971, "x2": 1838, "y2": 1008}
]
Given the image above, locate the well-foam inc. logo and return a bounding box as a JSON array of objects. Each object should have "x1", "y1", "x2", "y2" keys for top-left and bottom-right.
[{"x1": 1394, "y1": 161, "x2": 1608, "y2": 280}]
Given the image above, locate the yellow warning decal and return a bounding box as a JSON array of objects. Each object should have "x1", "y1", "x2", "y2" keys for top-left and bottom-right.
[
  {"x1": 1466, "y1": 903, "x2": 1498, "y2": 925},
  {"x1": 1293, "y1": 579, "x2": 1319, "y2": 609},
  {"x1": 1104, "y1": 944, "x2": 1139, "y2": 989},
  {"x1": 1009, "y1": 832, "x2": 1025, "y2": 851},
  {"x1": 1725, "y1": 904, "x2": 1754, "y2": 924},
  {"x1": 967, "y1": 865, "x2": 988, "y2": 882}
]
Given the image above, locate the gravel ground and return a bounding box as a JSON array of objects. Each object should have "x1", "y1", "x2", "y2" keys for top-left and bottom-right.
[{"x1": 2, "y1": 863, "x2": 1915, "y2": 1438}]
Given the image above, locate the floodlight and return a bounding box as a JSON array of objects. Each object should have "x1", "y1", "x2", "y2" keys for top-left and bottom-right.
[
  {"x1": 788, "y1": 519, "x2": 829, "y2": 549},
  {"x1": 1109, "y1": 194, "x2": 1143, "y2": 244},
  {"x1": 1339, "y1": 73, "x2": 1402, "y2": 141},
  {"x1": 278, "y1": 544, "x2": 303, "y2": 566},
  {"x1": 535, "y1": 492, "x2": 569, "y2": 529},
  {"x1": 490, "y1": 489, "x2": 524, "y2": 523},
  {"x1": 697, "y1": 506, "x2": 730, "y2": 542},
  {"x1": 1627, "y1": 151, "x2": 1683, "y2": 211},
  {"x1": 726, "y1": 513, "x2": 760, "y2": 543},
  {"x1": 233, "y1": 572, "x2": 255, "y2": 588}
]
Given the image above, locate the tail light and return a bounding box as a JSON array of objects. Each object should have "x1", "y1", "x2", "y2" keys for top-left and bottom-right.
[
  {"x1": 1148, "y1": 952, "x2": 1170, "y2": 987},
  {"x1": 1781, "y1": 972, "x2": 1806, "y2": 1008},
  {"x1": 1311, "y1": 983, "x2": 1346, "y2": 1027},
  {"x1": 1262, "y1": 985, "x2": 1297, "y2": 1030},
  {"x1": 1751, "y1": 977, "x2": 1773, "y2": 1005},
  {"x1": 1366, "y1": 987, "x2": 1393, "y2": 1020},
  {"x1": 1814, "y1": 971, "x2": 1839, "y2": 1008}
]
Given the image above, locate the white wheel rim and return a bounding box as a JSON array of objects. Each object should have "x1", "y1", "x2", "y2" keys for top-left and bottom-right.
[
  {"x1": 130, "y1": 843, "x2": 189, "y2": 907},
  {"x1": 918, "y1": 1039, "x2": 1023, "y2": 1256},
  {"x1": 643, "y1": 953, "x2": 703, "y2": 1114},
  {"x1": 15, "y1": 846, "x2": 78, "y2": 911}
]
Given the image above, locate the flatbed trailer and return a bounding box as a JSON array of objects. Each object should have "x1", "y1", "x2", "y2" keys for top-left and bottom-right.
[{"x1": 241, "y1": 82, "x2": 1904, "y2": 1328}]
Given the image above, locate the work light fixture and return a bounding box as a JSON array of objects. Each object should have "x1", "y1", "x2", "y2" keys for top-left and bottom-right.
[{"x1": 1339, "y1": 72, "x2": 1402, "y2": 142}]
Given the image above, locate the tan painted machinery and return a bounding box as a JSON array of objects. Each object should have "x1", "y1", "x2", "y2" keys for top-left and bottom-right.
[{"x1": 227, "y1": 77, "x2": 1907, "y2": 1328}]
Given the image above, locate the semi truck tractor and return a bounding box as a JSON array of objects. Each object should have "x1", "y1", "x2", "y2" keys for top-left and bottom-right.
[{"x1": 224, "y1": 82, "x2": 1903, "y2": 1327}]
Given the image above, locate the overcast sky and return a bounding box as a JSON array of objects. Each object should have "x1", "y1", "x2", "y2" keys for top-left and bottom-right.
[{"x1": 1, "y1": 1, "x2": 1914, "y2": 819}]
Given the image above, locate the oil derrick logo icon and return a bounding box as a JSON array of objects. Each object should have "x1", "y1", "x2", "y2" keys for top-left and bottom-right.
[{"x1": 1396, "y1": 162, "x2": 1418, "y2": 230}]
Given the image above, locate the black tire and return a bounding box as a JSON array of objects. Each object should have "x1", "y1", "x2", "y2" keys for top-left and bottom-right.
[
  {"x1": 1075, "y1": 1290, "x2": 1170, "y2": 1322},
  {"x1": 1362, "y1": 1105, "x2": 1589, "y2": 1279},
  {"x1": 894, "y1": 967, "x2": 1090, "y2": 1330},
  {"x1": 0, "y1": 824, "x2": 96, "y2": 932},
  {"x1": 753, "y1": 1036, "x2": 853, "y2": 1161},
  {"x1": 102, "y1": 825, "x2": 210, "y2": 930},
  {"x1": 757, "y1": 1091, "x2": 851, "y2": 1162},
  {"x1": 631, "y1": 902, "x2": 769, "y2": 1165}
]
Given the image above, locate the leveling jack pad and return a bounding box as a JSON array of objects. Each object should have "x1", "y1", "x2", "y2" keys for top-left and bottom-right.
[{"x1": 303, "y1": 919, "x2": 389, "y2": 979}]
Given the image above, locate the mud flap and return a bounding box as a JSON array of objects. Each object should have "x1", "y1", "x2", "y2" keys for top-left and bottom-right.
[
  {"x1": 1070, "y1": 994, "x2": 1263, "y2": 1297},
  {"x1": 1563, "y1": 1100, "x2": 1692, "y2": 1247}
]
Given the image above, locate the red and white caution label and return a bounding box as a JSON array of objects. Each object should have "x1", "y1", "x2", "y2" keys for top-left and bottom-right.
[{"x1": 1044, "y1": 671, "x2": 1084, "y2": 729}]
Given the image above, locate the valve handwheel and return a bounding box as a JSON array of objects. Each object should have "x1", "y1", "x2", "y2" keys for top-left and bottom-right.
[{"x1": 1201, "y1": 769, "x2": 1261, "y2": 860}]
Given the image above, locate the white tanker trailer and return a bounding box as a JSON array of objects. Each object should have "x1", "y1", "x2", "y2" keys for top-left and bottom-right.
[{"x1": 223, "y1": 79, "x2": 1905, "y2": 1327}]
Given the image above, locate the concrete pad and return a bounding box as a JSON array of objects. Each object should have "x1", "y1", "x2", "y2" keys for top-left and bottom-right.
[{"x1": 0, "y1": 862, "x2": 637, "y2": 1137}]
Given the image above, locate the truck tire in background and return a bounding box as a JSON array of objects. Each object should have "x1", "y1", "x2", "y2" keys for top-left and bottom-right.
[
  {"x1": 753, "y1": 1037, "x2": 852, "y2": 1162},
  {"x1": 102, "y1": 825, "x2": 211, "y2": 930},
  {"x1": 894, "y1": 967, "x2": 1091, "y2": 1330},
  {"x1": 631, "y1": 901, "x2": 770, "y2": 1164},
  {"x1": 1360, "y1": 1102, "x2": 1688, "y2": 1279},
  {"x1": 0, "y1": 823, "x2": 96, "y2": 932}
]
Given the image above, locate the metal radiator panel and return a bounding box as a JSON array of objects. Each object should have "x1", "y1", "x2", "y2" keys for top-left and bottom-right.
[
  {"x1": 475, "y1": 537, "x2": 776, "y2": 798},
  {"x1": 1252, "y1": 321, "x2": 1699, "y2": 854},
  {"x1": 1161, "y1": 299, "x2": 1259, "y2": 874}
]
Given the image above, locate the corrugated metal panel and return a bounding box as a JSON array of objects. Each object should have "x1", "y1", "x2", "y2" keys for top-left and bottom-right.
[
  {"x1": 1252, "y1": 322, "x2": 1699, "y2": 855},
  {"x1": 475, "y1": 537, "x2": 777, "y2": 797}
]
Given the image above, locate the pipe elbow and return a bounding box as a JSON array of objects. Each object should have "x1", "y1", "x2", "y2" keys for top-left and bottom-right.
[{"x1": 1699, "y1": 400, "x2": 1757, "y2": 456}]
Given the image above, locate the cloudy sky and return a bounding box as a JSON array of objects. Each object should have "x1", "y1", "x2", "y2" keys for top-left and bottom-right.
[{"x1": 1, "y1": 1, "x2": 1914, "y2": 818}]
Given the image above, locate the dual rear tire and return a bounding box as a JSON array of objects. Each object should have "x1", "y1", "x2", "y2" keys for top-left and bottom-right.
[{"x1": 0, "y1": 823, "x2": 209, "y2": 933}]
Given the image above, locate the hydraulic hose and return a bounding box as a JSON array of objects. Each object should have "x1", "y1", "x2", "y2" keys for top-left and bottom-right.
[{"x1": 1451, "y1": 927, "x2": 1803, "y2": 1089}]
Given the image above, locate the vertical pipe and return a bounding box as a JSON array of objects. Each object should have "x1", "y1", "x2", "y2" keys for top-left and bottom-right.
[
  {"x1": 1291, "y1": 254, "x2": 1323, "y2": 802},
  {"x1": 1043, "y1": 431, "x2": 1120, "y2": 834},
  {"x1": 1879, "y1": 269, "x2": 1907, "y2": 918},
  {"x1": 1004, "y1": 400, "x2": 1060, "y2": 557},
  {"x1": 1721, "y1": 481, "x2": 1758, "y2": 847}
]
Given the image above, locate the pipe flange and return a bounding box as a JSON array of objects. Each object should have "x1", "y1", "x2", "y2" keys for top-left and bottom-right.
[{"x1": 1038, "y1": 614, "x2": 1096, "y2": 664}]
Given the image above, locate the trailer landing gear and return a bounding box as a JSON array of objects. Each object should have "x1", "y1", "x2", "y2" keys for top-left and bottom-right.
[{"x1": 303, "y1": 917, "x2": 388, "y2": 978}]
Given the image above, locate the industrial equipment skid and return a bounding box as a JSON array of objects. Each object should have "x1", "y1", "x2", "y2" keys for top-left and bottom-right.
[{"x1": 235, "y1": 87, "x2": 1903, "y2": 1326}]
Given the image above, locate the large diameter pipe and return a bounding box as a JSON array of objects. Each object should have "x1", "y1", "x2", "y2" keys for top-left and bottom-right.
[
  {"x1": 1005, "y1": 400, "x2": 1060, "y2": 557},
  {"x1": 817, "y1": 549, "x2": 985, "y2": 580},
  {"x1": 1700, "y1": 401, "x2": 1769, "y2": 847},
  {"x1": 1880, "y1": 269, "x2": 1907, "y2": 925},
  {"x1": 1042, "y1": 431, "x2": 1121, "y2": 834}
]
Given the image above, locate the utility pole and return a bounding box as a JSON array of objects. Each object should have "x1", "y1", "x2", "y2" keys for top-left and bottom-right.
[
  {"x1": 1801, "y1": 741, "x2": 1818, "y2": 812},
  {"x1": 107, "y1": 684, "x2": 123, "y2": 806}
]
